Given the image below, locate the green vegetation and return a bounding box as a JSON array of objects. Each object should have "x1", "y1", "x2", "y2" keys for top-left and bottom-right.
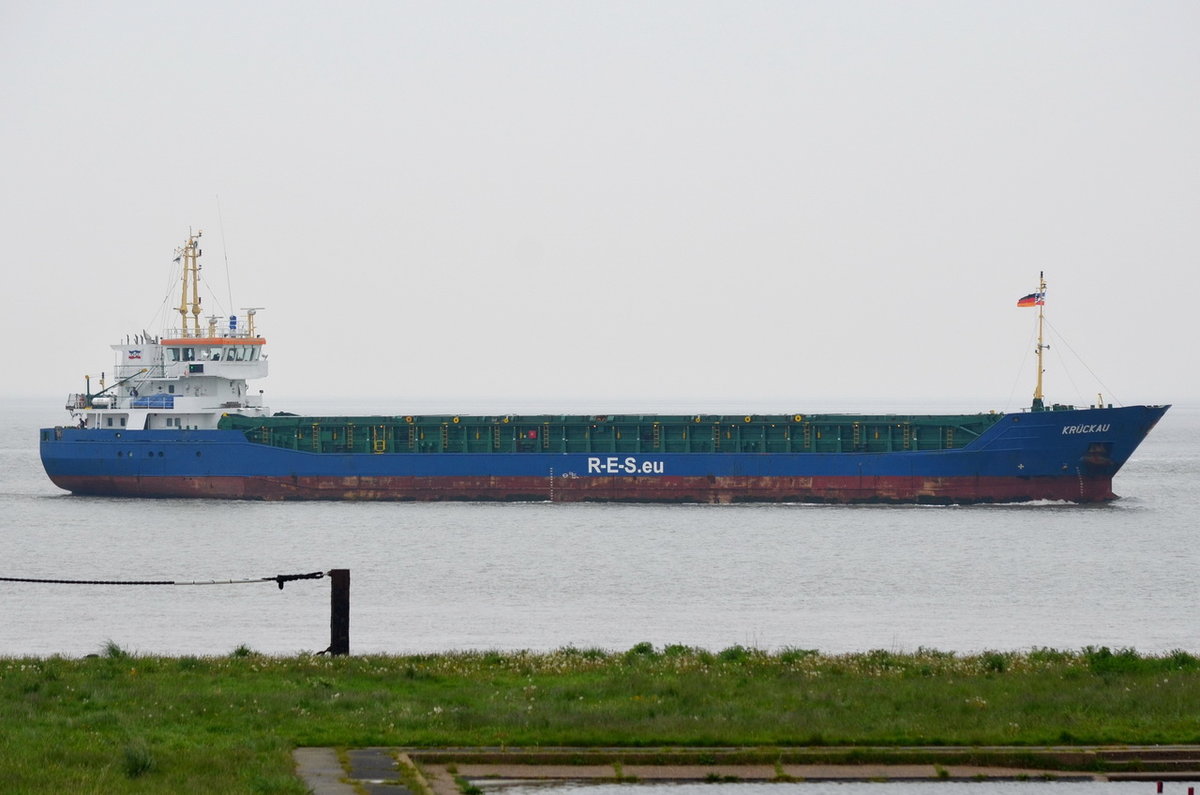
[{"x1": 2, "y1": 644, "x2": 1199, "y2": 792}]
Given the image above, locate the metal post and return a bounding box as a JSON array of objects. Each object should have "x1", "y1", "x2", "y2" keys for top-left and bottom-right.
[{"x1": 330, "y1": 568, "x2": 350, "y2": 656}]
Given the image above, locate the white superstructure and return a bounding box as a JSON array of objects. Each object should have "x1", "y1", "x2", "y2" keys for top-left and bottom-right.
[{"x1": 66, "y1": 230, "x2": 271, "y2": 431}]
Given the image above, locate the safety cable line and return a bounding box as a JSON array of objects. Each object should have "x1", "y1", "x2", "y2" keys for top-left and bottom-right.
[
  {"x1": 0, "y1": 571, "x2": 326, "y2": 590},
  {"x1": 1005, "y1": 315, "x2": 1040, "y2": 412},
  {"x1": 1042, "y1": 316, "x2": 1122, "y2": 407}
]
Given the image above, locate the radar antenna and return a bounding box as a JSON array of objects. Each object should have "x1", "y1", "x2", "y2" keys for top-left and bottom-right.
[{"x1": 240, "y1": 307, "x2": 265, "y2": 338}]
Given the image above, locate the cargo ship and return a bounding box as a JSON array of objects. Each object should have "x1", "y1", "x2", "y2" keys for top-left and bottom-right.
[{"x1": 40, "y1": 233, "x2": 1168, "y2": 503}]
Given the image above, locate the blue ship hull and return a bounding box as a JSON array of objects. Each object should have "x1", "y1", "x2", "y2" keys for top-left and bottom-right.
[{"x1": 40, "y1": 404, "x2": 1169, "y2": 503}]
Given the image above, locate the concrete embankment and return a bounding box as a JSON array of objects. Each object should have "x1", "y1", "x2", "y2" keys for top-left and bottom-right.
[{"x1": 295, "y1": 745, "x2": 1200, "y2": 793}]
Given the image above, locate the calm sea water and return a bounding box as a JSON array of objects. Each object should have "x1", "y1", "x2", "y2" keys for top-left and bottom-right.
[{"x1": 2, "y1": 398, "x2": 1196, "y2": 658}]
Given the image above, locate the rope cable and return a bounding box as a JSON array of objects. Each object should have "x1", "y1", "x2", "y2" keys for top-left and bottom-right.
[
  {"x1": 144, "y1": 283, "x2": 169, "y2": 337},
  {"x1": 0, "y1": 571, "x2": 326, "y2": 590},
  {"x1": 147, "y1": 252, "x2": 186, "y2": 336},
  {"x1": 1042, "y1": 316, "x2": 1122, "y2": 406},
  {"x1": 1004, "y1": 315, "x2": 1039, "y2": 412},
  {"x1": 217, "y1": 194, "x2": 235, "y2": 313},
  {"x1": 197, "y1": 272, "x2": 230, "y2": 319},
  {"x1": 1046, "y1": 324, "x2": 1083, "y2": 404}
]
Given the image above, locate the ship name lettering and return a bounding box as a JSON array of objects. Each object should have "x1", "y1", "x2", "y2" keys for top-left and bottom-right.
[
  {"x1": 1061, "y1": 423, "x2": 1111, "y2": 435},
  {"x1": 586, "y1": 456, "x2": 665, "y2": 475}
]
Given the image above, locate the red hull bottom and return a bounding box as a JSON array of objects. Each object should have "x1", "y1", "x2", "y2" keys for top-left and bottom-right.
[{"x1": 49, "y1": 474, "x2": 1118, "y2": 504}]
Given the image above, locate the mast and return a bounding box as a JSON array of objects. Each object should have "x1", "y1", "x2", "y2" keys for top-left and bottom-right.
[
  {"x1": 1031, "y1": 271, "x2": 1047, "y2": 412},
  {"x1": 176, "y1": 230, "x2": 203, "y2": 337}
]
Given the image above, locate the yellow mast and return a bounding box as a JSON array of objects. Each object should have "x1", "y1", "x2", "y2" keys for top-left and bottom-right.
[
  {"x1": 1031, "y1": 271, "x2": 1047, "y2": 412},
  {"x1": 176, "y1": 231, "x2": 203, "y2": 337}
]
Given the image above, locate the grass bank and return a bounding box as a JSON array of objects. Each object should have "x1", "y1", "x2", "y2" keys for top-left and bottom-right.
[{"x1": 2, "y1": 644, "x2": 1199, "y2": 792}]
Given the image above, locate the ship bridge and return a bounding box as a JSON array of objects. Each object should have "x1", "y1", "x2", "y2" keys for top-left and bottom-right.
[
  {"x1": 66, "y1": 228, "x2": 273, "y2": 433},
  {"x1": 159, "y1": 333, "x2": 267, "y2": 379}
]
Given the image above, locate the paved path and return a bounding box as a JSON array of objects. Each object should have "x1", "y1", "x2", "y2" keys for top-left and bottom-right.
[{"x1": 294, "y1": 745, "x2": 1200, "y2": 792}]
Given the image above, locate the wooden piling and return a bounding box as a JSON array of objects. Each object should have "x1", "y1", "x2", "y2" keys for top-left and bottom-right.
[{"x1": 330, "y1": 569, "x2": 350, "y2": 656}]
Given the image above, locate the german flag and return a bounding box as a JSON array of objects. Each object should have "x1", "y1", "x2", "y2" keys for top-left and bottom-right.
[{"x1": 1016, "y1": 292, "x2": 1044, "y2": 307}]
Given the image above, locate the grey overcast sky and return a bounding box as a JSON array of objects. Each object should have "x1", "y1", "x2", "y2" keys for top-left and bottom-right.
[{"x1": 2, "y1": 1, "x2": 1197, "y2": 411}]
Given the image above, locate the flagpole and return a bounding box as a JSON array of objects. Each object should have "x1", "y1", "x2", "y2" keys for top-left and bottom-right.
[{"x1": 1032, "y1": 271, "x2": 1047, "y2": 411}]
